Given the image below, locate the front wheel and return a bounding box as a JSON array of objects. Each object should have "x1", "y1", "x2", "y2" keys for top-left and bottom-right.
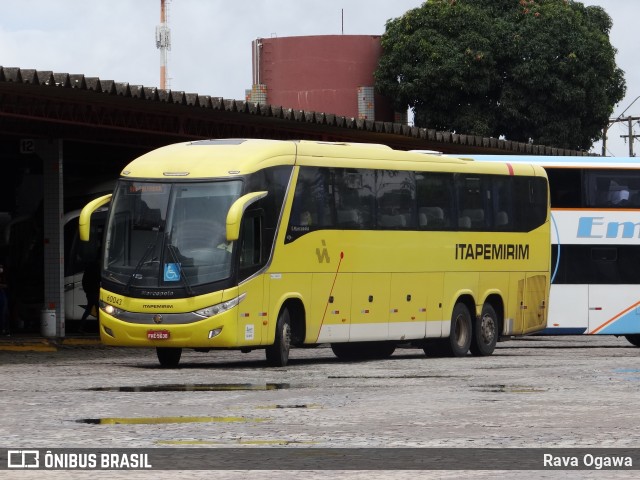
[
  {"x1": 625, "y1": 334, "x2": 640, "y2": 347},
  {"x1": 156, "y1": 347, "x2": 182, "y2": 368},
  {"x1": 470, "y1": 304, "x2": 498, "y2": 356},
  {"x1": 265, "y1": 308, "x2": 291, "y2": 367}
]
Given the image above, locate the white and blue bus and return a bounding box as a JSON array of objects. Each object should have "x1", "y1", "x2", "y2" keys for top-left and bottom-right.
[{"x1": 464, "y1": 155, "x2": 640, "y2": 347}]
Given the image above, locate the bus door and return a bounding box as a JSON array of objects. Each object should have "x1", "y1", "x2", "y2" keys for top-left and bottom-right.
[
  {"x1": 236, "y1": 211, "x2": 266, "y2": 346},
  {"x1": 350, "y1": 273, "x2": 390, "y2": 341},
  {"x1": 520, "y1": 274, "x2": 548, "y2": 334}
]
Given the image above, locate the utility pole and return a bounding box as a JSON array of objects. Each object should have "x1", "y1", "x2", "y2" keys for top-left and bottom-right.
[
  {"x1": 156, "y1": 0, "x2": 172, "y2": 90},
  {"x1": 603, "y1": 115, "x2": 640, "y2": 157},
  {"x1": 604, "y1": 95, "x2": 640, "y2": 156},
  {"x1": 619, "y1": 116, "x2": 640, "y2": 157}
]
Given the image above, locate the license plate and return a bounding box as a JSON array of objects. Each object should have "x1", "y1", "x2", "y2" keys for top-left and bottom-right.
[{"x1": 147, "y1": 330, "x2": 170, "y2": 340}]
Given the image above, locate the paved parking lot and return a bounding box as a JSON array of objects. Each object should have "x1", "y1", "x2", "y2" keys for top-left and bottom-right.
[{"x1": 1, "y1": 335, "x2": 639, "y2": 479}]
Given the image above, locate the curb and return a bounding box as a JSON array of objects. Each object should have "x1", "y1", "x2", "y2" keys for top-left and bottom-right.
[{"x1": 0, "y1": 335, "x2": 102, "y2": 352}]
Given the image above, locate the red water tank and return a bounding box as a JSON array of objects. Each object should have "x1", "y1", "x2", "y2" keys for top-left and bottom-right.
[{"x1": 251, "y1": 35, "x2": 394, "y2": 121}]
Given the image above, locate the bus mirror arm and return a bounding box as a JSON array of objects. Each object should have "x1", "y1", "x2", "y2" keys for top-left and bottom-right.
[
  {"x1": 79, "y1": 194, "x2": 112, "y2": 241},
  {"x1": 226, "y1": 191, "x2": 268, "y2": 241}
]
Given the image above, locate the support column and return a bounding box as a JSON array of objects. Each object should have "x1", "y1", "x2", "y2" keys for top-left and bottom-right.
[{"x1": 38, "y1": 138, "x2": 65, "y2": 337}]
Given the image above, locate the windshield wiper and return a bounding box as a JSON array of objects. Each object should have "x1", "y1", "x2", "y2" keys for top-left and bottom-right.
[{"x1": 125, "y1": 232, "x2": 160, "y2": 294}]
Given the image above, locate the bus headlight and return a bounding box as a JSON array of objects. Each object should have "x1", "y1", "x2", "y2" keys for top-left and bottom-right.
[
  {"x1": 100, "y1": 300, "x2": 122, "y2": 317},
  {"x1": 195, "y1": 293, "x2": 246, "y2": 318}
]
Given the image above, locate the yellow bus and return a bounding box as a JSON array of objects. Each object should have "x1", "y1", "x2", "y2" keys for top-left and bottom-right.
[{"x1": 80, "y1": 139, "x2": 551, "y2": 367}]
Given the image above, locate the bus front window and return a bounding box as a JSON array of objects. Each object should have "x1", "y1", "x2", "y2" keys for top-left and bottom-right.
[
  {"x1": 104, "y1": 180, "x2": 243, "y2": 290},
  {"x1": 166, "y1": 182, "x2": 242, "y2": 286}
]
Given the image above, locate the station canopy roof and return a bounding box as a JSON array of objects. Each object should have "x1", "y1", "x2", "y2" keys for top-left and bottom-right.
[{"x1": 0, "y1": 66, "x2": 589, "y2": 156}]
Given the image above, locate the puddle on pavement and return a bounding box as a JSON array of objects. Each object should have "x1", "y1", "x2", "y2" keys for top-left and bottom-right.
[
  {"x1": 612, "y1": 368, "x2": 640, "y2": 381},
  {"x1": 328, "y1": 375, "x2": 459, "y2": 379},
  {"x1": 88, "y1": 383, "x2": 290, "y2": 392},
  {"x1": 254, "y1": 404, "x2": 320, "y2": 409},
  {"x1": 77, "y1": 416, "x2": 266, "y2": 425},
  {"x1": 472, "y1": 384, "x2": 547, "y2": 393}
]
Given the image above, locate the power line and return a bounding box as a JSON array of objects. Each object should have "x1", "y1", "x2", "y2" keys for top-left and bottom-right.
[{"x1": 603, "y1": 115, "x2": 640, "y2": 157}]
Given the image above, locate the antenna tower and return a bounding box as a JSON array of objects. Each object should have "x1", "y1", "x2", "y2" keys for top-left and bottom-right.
[{"x1": 156, "y1": 0, "x2": 172, "y2": 89}]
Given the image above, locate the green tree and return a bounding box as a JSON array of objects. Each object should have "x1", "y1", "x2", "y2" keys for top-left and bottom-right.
[{"x1": 375, "y1": 0, "x2": 626, "y2": 150}]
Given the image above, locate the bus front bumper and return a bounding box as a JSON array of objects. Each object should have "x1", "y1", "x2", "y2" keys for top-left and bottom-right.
[{"x1": 98, "y1": 310, "x2": 238, "y2": 348}]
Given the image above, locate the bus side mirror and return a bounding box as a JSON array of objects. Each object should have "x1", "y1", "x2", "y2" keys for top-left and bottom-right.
[
  {"x1": 226, "y1": 191, "x2": 268, "y2": 241},
  {"x1": 79, "y1": 194, "x2": 112, "y2": 241}
]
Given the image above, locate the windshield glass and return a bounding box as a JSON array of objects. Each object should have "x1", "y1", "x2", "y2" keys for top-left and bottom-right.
[{"x1": 104, "y1": 180, "x2": 242, "y2": 289}]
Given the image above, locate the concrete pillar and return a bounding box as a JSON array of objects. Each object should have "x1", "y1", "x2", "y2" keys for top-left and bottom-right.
[{"x1": 37, "y1": 139, "x2": 65, "y2": 337}]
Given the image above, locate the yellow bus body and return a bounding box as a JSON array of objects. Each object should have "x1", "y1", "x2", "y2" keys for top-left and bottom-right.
[{"x1": 93, "y1": 140, "x2": 550, "y2": 358}]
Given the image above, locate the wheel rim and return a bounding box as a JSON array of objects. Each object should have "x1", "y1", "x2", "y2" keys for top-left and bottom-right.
[
  {"x1": 480, "y1": 313, "x2": 496, "y2": 345},
  {"x1": 282, "y1": 322, "x2": 291, "y2": 351}
]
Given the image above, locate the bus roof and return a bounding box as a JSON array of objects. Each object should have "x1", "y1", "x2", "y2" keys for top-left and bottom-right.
[
  {"x1": 120, "y1": 139, "x2": 545, "y2": 179},
  {"x1": 122, "y1": 139, "x2": 297, "y2": 178},
  {"x1": 461, "y1": 155, "x2": 640, "y2": 169}
]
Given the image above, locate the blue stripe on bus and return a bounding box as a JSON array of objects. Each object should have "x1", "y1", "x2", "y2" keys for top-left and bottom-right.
[
  {"x1": 537, "y1": 327, "x2": 588, "y2": 335},
  {"x1": 595, "y1": 309, "x2": 640, "y2": 335}
]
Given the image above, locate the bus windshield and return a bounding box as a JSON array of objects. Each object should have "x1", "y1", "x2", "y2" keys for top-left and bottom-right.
[{"x1": 104, "y1": 180, "x2": 243, "y2": 289}]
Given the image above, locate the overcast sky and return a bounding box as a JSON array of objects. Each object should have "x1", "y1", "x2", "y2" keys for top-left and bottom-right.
[{"x1": 1, "y1": 0, "x2": 638, "y2": 156}]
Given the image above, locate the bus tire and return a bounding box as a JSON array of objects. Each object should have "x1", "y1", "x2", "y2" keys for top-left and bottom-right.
[
  {"x1": 156, "y1": 347, "x2": 182, "y2": 368},
  {"x1": 358, "y1": 341, "x2": 396, "y2": 360},
  {"x1": 625, "y1": 334, "x2": 640, "y2": 347},
  {"x1": 266, "y1": 308, "x2": 291, "y2": 367},
  {"x1": 331, "y1": 342, "x2": 358, "y2": 361},
  {"x1": 470, "y1": 304, "x2": 498, "y2": 356},
  {"x1": 370, "y1": 341, "x2": 396, "y2": 359},
  {"x1": 447, "y1": 302, "x2": 472, "y2": 357}
]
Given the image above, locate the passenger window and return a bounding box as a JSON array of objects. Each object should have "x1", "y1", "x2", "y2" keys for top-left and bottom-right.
[
  {"x1": 491, "y1": 177, "x2": 512, "y2": 230},
  {"x1": 416, "y1": 173, "x2": 454, "y2": 230},
  {"x1": 457, "y1": 175, "x2": 487, "y2": 230},
  {"x1": 335, "y1": 169, "x2": 374, "y2": 229},
  {"x1": 514, "y1": 177, "x2": 548, "y2": 231},
  {"x1": 290, "y1": 167, "x2": 333, "y2": 228},
  {"x1": 547, "y1": 168, "x2": 581, "y2": 208},
  {"x1": 247, "y1": 166, "x2": 293, "y2": 252},
  {"x1": 584, "y1": 170, "x2": 640, "y2": 208},
  {"x1": 376, "y1": 170, "x2": 415, "y2": 229}
]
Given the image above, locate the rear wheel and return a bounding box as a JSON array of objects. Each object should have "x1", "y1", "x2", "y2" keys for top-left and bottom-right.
[
  {"x1": 156, "y1": 347, "x2": 182, "y2": 368},
  {"x1": 331, "y1": 342, "x2": 358, "y2": 361},
  {"x1": 370, "y1": 341, "x2": 396, "y2": 359},
  {"x1": 625, "y1": 334, "x2": 640, "y2": 347},
  {"x1": 265, "y1": 308, "x2": 291, "y2": 367},
  {"x1": 435, "y1": 302, "x2": 471, "y2": 357},
  {"x1": 470, "y1": 304, "x2": 498, "y2": 356}
]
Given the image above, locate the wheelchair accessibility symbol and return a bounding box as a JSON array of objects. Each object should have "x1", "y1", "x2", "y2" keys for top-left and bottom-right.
[{"x1": 164, "y1": 263, "x2": 181, "y2": 282}]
